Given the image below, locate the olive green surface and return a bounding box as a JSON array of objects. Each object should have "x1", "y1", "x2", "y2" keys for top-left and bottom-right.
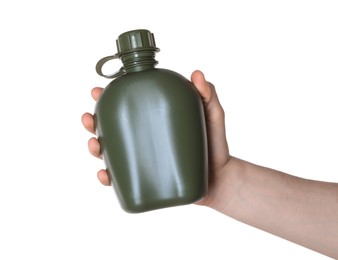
[{"x1": 94, "y1": 29, "x2": 208, "y2": 213}]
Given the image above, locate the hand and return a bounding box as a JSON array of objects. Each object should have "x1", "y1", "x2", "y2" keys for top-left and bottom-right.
[
  {"x1": 81, "y1": 87, "x2": 110, "y2": 186},
  {"x1": 81, "y1": 70, "x2": 231, "y2": 207},
  {"x1": 82, "y1": 70, "x2": 338, "y2": 258}
]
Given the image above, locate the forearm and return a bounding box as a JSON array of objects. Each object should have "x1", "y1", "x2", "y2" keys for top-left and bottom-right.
[{"x1": 208, "y1": 156, "x2": 338, "y2": 258}]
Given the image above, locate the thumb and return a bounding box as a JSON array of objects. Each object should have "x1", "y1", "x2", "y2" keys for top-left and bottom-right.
[
  {"x1": 191, "y1": 70, "x2": 213, "y2": 104},
  {"x1": 191, "y1": 70, "x2": 229, "y2": 171},
  {"x1": 191, "y1": 70, "x2": 224, "y2": 118}
]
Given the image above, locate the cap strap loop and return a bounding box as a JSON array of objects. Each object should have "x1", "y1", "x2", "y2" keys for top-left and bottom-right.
[{"x1": 95, "y1": 54, "x2": 125, "y2": 79}]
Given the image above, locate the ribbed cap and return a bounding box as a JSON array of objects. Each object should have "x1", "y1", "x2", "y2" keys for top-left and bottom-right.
[{"x1": 116, "y1": 29, "x2": 159, "y2": 54}]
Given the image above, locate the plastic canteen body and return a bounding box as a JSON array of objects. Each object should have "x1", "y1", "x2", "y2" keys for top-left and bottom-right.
[{"x1": 94, "y1": 29, "x2": 208, "y2": 213}]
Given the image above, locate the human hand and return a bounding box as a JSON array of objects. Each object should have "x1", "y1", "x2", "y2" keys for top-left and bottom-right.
[
  {"x1": 81, "y1": 87, "x2": 110, "y2": 186},
  {"x1": 81, "y1": 70, "x2": 231, "y2": 206}
]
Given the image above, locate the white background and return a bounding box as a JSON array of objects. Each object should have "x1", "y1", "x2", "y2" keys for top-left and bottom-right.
[{"x1": 0, "y1": 0, "x2": 337, "y2": 259}]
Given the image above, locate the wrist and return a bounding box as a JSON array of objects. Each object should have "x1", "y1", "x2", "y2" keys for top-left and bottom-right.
[{"x1": 200, "y1": 156, "x2": 244, "y2": 214}]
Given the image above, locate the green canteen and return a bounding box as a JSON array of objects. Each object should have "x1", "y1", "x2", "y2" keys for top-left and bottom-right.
[{"x1": 94, "y1": 29, "x2": 208, "y2": 213}]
